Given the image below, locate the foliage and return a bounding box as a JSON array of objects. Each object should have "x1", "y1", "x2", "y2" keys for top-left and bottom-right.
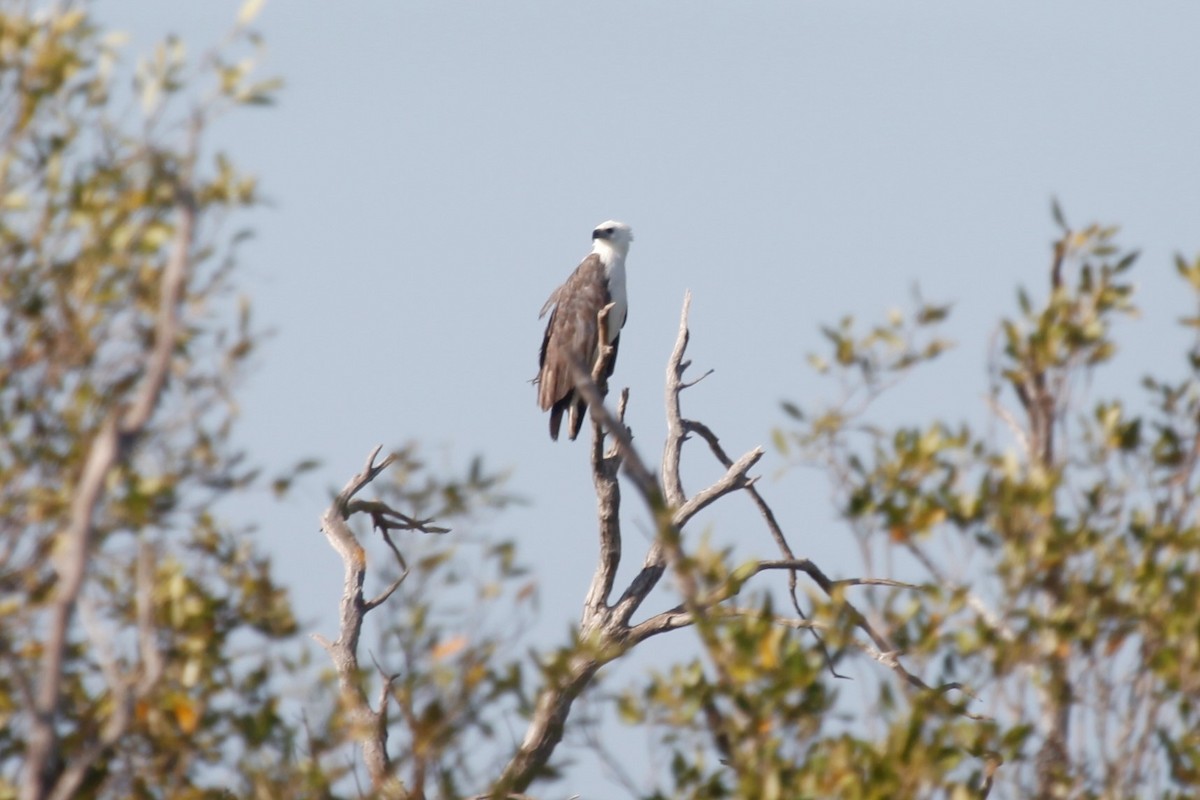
[
  {"x1": 0, "y1": 3, "x2": 298, "y2": 798},
  {"x1": 0, "y1": 5, "x2": 528, "y2": 798},
  {"x1": 764, "y1": 212, "x2": 1200, "y2": 798}
]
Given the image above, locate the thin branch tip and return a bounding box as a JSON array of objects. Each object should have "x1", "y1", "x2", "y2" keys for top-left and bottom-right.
[{"x1": 680, "y1": 368, "x2": 714, "y2": 389}]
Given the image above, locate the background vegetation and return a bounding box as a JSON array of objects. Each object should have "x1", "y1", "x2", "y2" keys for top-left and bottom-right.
[{"x1": 2, "y1": 4, "x2": 1197, "y2": 799}]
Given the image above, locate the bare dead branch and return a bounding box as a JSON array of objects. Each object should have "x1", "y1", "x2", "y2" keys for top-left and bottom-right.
[
  {"x1": 369, "y1": 652, "x2": 401, "y2": 784},
  {"x1": 614, "y1": 389, "x2": 629, "y2": 436},
  {"x1": 627, "y1": 605, "x2": 816, "y2": 642},
  {"x1": 619, "y1": 298, "x2": 940, "y2": 704},
  {"x1": 667, "y1": 309, "x2": 949, "y2": 706},
  {"x1": 771, "y1": 617, "x2": 985, "y2": 716},
  {"x1": 571, "y1": 350, "x2": 676, "y2": 635},
  {"x1": 681, "y1": 418, "x2": 846, "y2": 675},
  {"x1": 347, "y1": 499, "x2": 450, "y2": 535},
  {"x1": 592, "y1": 301, "x2": 617, "y2": 389},
  {"x1": 500, "y1": 291, "x2": 984, "y2": 794},
  {"x1": 365, "y1": 575, "x2": 408, "y2": 613},
  {"x1": 364, "y1": 529, "x2": 411, "y2": 611},
  {"x1": 684, "y1": 422, "x2": 808, "y2": 604},
  {"x1": 335, "y1": 445, "x2": 398, "y2": 515},
  {"x1": 608, "y1": 292, "x2": 718, "y2": 628},
  {"x1": 584, "y1": 300, "x2": 752, "y2": 769},
  {"x1": 671, "y1": 447, "x2": 764, "y2": 528},
  {"x1": 571, "y1": 361, "x2": 660, "y2": 504},
  {"x1": 495, "y1": 656, "x2": 608, "y2": 793},
  {"x1": 580, "y1": 303, "x2": 625, "y2": 626},
  {"x1": 680, "y1": 368, "x2": 714, "y2": 390},
  {"x1": 662, "y1": 292, "x2": 694, "y2": 508},
  {"x1": 710, "y1": 558, "x2": 922, "y2": 598},
  {"x1": 315, "y1": 445, "x2": 410, "y2": 799},
  {"x1": 582, "y1": 424, "x2": 623, "y2": 626},
  {"x1": 829, "y1": 575, "x2": 920, "y2": 589}
]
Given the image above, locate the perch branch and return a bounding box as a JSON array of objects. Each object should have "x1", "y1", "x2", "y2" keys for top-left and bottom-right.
[
  {"x1": 499, "y1": 305, "x2": 635, "y2": 792},
  {"x1": 582, "y1": 304, "x2": 625, "y2": 625}
]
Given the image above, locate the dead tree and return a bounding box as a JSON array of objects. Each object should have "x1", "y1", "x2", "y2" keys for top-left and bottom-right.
[{"x1": 319, "y1": 292, "x2": 983, "y2": 798}]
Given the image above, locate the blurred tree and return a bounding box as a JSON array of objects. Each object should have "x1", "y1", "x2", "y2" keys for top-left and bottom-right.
[
  {"x1": 0, "y1": 2, "x2": 303, "y2": 798},
  {"x1": 0, "y1": 4, "x2": 526, "y2": 799},
  {"x1": 756, "y1": 209, "x2": 1200, "y2": 799}
]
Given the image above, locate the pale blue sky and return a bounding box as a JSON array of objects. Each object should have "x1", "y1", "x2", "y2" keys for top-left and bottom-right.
[{"x1": 98, "y1": 1, "x2": 1200, "y2": 794}]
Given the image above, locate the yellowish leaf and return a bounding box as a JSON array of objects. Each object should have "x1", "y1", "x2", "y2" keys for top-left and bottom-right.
[
  {"x1": 173, "y1": 698, "x2": 199, "y2": 734},
  {"x1": 431, "y1": 635, "x2": 467, "y2": 662},
  {"x1": 238, "y1": 0, "x2": 267, "y2": 26}
]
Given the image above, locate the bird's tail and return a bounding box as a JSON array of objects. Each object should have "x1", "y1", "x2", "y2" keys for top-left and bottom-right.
[
  {"x1": 548, "y1": 395, "x2": 569, "y2": 440},
  {"x1": 567, "y1": 395, "x2": 587, "y2": 440}
]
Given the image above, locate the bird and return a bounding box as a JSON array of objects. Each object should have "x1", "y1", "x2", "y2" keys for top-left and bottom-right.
[{"x1": 536, "y1": 220, "x2": 633, "y2": 440}]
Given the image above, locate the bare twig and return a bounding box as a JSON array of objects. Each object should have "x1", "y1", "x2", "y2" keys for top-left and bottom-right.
[
  {"x1": 348, "y1": 499, "x2": 449, "y2": 535},
  {"x1": 629, "y1": 606, "x2": 984, "y2": 718},
  {"x1": 661, "y1": 293, "x2": 694, "y2": 508},
  {"x1": 683, "y1": 418, "x2": 841, "y2": 672},
  {"x1": 672, "y1": 447, "x2": 763, "y2": 527},
  {"x1": 365, "y1": 529, "x2": 410, "y2": 611}
]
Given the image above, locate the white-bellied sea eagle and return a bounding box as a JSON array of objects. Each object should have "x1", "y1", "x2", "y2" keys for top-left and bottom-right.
[{"x1": 536, "y1": 220, "x2": 633, "y2": 440}]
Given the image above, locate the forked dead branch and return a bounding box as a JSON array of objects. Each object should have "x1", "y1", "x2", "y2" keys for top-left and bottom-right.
[{"x1": 315, "y1": 445, "x2": 449, "y2": 799}]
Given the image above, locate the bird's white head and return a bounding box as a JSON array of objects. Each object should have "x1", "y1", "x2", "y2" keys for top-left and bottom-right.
[{"x1": 591, "y1": 220, "x2": 634, "y2": 258}]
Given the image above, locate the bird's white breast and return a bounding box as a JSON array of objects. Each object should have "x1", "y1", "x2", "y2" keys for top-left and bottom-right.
[{"x1": 602, "y1": 255, "x2": 627, "y2": 344}]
